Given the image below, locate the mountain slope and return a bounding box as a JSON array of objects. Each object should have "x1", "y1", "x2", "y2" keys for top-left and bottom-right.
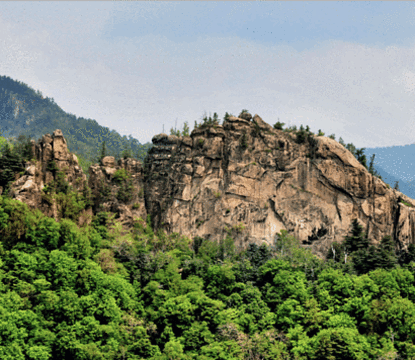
[{"x1": 0, "y1": 75, "x2": 153, "y2": 174}]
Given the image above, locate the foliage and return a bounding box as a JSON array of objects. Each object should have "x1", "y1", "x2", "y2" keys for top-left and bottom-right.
[
  {"x1": 239, "y1": 130, "x2": 248, "y2": 150},
  {"x1": 368, "y1": 153, "x2": 382, "y2": 179},
  {"x1": 273, "y1": 118, "x2": 285, "y2": 130},
  {"x1": 0, "y1": 133, "x2": 34, "y2": 194},
  {"x1": 2, "y1": 194, "x2": 415, "y2": 359},
  {"x1": 98, "y1": 141, "x2": 107, "y2": 164},
  {"x1": 223, "y1": 112, "x2": 231, "y2": 122}
]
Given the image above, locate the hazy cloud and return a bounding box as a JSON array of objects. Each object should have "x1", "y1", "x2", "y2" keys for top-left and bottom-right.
[{"x1": 1, "y1": 2, "x2": 415, "y2": 147}]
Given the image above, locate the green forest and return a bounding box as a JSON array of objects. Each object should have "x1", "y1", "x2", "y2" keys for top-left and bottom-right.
[
  {"x1": 2, "y1": 179, "x2": 415, "y2": 359},
  {"x1": 0, "y1": 119, "x2": 414, "y2": 359}
]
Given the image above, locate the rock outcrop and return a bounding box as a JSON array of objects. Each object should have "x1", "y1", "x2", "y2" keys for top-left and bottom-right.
[
  {"x1": 144, "y1": 115, "x2": 415, "y2": 258},
  {"x1": 88, "y1": 156, "x2": 147, "y2": 232},
  {"x1": 8, "y1": 129, "x2": 90, "y2": 222},
  {"x1": 6, "y1": 121, "x2": 415, "y2": 259}
]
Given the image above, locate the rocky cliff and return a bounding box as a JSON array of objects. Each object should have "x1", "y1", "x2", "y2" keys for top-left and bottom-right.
[
  {"x1": 6, "y1": 118, "x2": 415, "y2": 258},
  {"x1": 144, "y1": 114, "x2": 415, "y2": 258},
  {"x1": 88, "y1": 155, "x2": 147, "y2": 232},
  {"x1": 7, "y1": 129, "x2": 90, "y2": 222}
]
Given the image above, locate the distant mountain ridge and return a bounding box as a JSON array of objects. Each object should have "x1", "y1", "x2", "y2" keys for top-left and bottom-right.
[
  {"x1": 364, "y1": 145, "x2": 415, "y2": 199},
  {"x1": 0, "y1": 75, "x2": 153, "y2": 174}
]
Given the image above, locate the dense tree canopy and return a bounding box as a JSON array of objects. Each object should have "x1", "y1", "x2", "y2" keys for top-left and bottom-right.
[{"x1": 1, "y1": 189, "x2": 415, "y2": 359}]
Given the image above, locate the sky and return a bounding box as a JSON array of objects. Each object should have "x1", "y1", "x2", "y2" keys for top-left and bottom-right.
[{"x1": 2, "y1": 1, "x2": 415, "y2": 148}]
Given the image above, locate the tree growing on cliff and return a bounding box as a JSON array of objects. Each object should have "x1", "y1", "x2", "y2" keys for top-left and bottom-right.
[
  {"x1": 170, "y1": 126, "x2": 181, "y2": 137},
  {"x1": 223, "y1": 112, "x2": 231, "y2": 122},
  {"x1": 98, "y1": 141, "x2": 107, "y2": 164},
  {"x1": 394, "y1": 181, "x2": 400, "y2": 191},
  {"x1": 368, "y1": 153, "x2": 382, "y2": 179},
  {"x1": 182, "y1": 121, "x2": 190, "y2": 136},
  {"x1": 273, "y1": 118, "x2": 285, "y2": 130},
  {"x1": 355, "y1": 148, "x2": 367, "y2": 169}
]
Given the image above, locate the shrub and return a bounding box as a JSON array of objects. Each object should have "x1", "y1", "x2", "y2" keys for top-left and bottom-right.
[
  {"x1": 117, "y1": 181, "x2": 134, "y2": 203},
  {"x1": 121, "y1": 148, "x2": 133, "y2": 159},
  {"x1": 55, "y1": 191, "x2": 87, "y2": 222},
  {"x1": 132, "y1": 203, "x2": 141, "y2": 209},
  {"x1": 296, "y1": 125, "x2": 307, "y2": 144},
  {"x1": 317, "y1": 129, "x2": 325, "y2": 136},
  {"x1": 239, "y1": 130, "x2": 248, "y2": 150},
  {"x1": 399, "y1": 198, "x2": 412, "y2": 207},
  {"x1": 214, "y1": 191, "x2": 221, "y2": 199},
  {"x1": 113, "y1": 168, "x2": 129, "y2": 184},
  {"x1": 273, "y1": 120, "x2": 285, "y2": 130}
]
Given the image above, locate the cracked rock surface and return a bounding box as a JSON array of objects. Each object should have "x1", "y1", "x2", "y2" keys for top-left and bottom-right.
[
  {"x1": 144, "y1": 115, "x2": 415, "y2": 258},
  {"x1": 7, "y1": 119, "x2": 415, "y2": 259}
]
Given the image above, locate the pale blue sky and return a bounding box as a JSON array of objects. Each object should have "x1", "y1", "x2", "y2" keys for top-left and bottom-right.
[{"x1": 2, "y1": 1, "x2": 415, "y2": 148}]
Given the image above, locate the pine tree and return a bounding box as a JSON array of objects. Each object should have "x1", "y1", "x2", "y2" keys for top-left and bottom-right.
[
  {"x1": 355, "y1": 148, "x2": 367, "y2": 169},
  {"x1": 344, "y1": 219, "x2": 369, "y2": 254},
  {"x1": 368, "y1": 153, "x2": 379, "y2": 177},
  {"x1": 377, "y1": 235, "x2": 397, "y2": 270},
  {"x1": 99, "y1": 141, "x2": 107, "y2": 164},
  {"x1": 346, "y1": 143, "x2": 356, "y2": 157},
  {"x1": 212, "y1": 112, "x2": 219, "y2": 125}
]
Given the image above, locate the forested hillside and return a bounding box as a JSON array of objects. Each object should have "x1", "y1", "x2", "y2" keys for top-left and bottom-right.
[
  {"x1": 1, "y1": 120, "x2": 415, "y2": 359},
  {"x1": 0, "y1": 75, "x2": 153, "y2": 175},
  {"x1": 2, "y1": 185, "x2": 415, "y2": 359}
]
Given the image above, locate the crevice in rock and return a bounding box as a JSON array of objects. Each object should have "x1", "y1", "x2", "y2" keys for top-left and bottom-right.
[
  {"x1": 334, "y1": 194, "x2": 342, "y2": 222},
  {"x1": 304, "y1": 226, "x2": 328, "y2": 245},
  {"x1": 269, "y1": 198, "x2": 285, "y2": 226}
]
